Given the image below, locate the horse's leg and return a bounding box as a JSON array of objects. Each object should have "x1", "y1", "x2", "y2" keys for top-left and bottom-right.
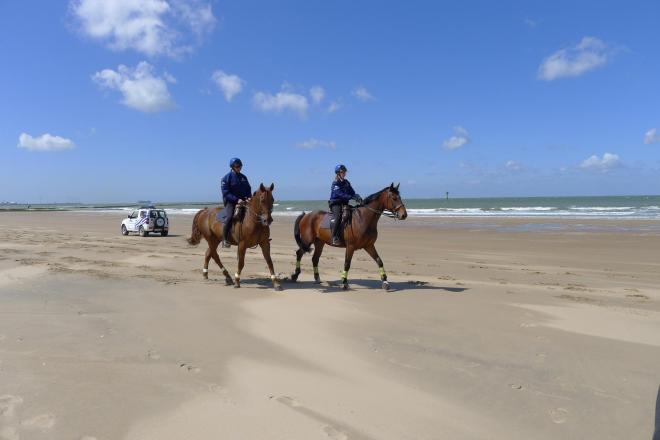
[
  {"x1": 234, "y1": 242, "x2": 247, "y2": 288},
  {"x1": 341, "y1": 245, "x2": 355, "y2": 290},
  {"x1": 364, "y1": 244, "x2": 389, "y2": 291},
  {"x1": 291, "y1": 248, "x2": 305, "y2": 282},
  {"x1": 311, "y1": 239, "x2": 325, "y2": 284},
  {"x1": 210, "y1": 245, "x2": 234, "y2": 286},
  {"x1": 203, "y1": 247, "x2": 213, "y2": 279},
  {"x1": 260, "y1": 240, "x2": 282, "y2": 291}
]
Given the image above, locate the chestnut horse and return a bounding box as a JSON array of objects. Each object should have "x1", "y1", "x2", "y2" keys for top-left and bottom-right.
[
  {"x1": 291, "y1": 183, "x2": 407, "y2": 290},
  {"x1": 187, "y1": 183, "x2": 282, "y2": 290}
]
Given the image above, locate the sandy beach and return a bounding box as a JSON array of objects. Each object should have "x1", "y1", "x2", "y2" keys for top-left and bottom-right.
[{"x1": 0, "y1": 211, "x2": 659, "y2": 439}]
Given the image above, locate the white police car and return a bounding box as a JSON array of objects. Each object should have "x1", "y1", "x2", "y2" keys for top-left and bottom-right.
[{"x1": 121, "y1": 206, "x2": 169, "y2": 237}]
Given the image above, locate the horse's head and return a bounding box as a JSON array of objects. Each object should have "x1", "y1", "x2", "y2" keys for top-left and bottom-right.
[
  {"x1": 251, "y1": 183, "x2": 275, "y2": 226},
  {"x1": 383, "y1": 183, "x2": 407, "y2": 220}
]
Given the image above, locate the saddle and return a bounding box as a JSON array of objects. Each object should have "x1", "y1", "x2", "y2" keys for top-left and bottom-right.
[
  {"x1": 320, "y1": 205, "x2": 354, "y2": 230},
  {"x1": 216, "y1": 204, "x2": 247, "y2": 224}
]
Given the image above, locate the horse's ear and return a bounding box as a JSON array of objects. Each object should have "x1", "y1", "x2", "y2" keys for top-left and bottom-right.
[
  {"x1": 259, "y1": 183, "x2": 265, "y2": 192},
  {"x1": 395, "y1": 182, "x2": 400, "y2": 190},
  {"x1": 389, "y1": 182, "x2": 394, "y2": 190},
  {"x1": 269, "y1": 183, "x2": 274, "y2": 191}
]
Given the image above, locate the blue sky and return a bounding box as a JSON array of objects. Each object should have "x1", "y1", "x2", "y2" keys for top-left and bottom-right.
[{"x1": 1, "y1": 0, "x2": 660, "y2": 203}]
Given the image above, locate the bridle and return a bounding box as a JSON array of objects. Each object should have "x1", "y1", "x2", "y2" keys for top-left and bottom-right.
[
  {"x1": 362, "y1": 191, "x2": 405, "y2": 219},
  {"x1": 243, "y1": 195, "x2": 273, "y2": 226}
]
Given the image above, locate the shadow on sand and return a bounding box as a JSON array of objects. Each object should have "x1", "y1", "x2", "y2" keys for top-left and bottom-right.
[{"x1": 275, "y1": 277, "x2": 468, "y2": 294}]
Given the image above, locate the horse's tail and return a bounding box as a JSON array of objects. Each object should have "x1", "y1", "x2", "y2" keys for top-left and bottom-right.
[
  {"x1": 187, "y1": 209, "x2": 204, "y2": 245},
  {"x1": 294, "y1": 212, "x2": 312, "y2": 253}
]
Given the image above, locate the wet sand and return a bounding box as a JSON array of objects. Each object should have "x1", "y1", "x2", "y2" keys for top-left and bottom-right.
[{"x1": 0, "y1": 211, "x2": 659, "y2": 439}]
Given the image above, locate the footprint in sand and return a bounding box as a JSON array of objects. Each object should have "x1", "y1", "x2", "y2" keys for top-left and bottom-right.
[
  {"x1": 146, "y1": 349, "x2": 161, "y2": 360},
  {"x1": 0, "y1": 395, "x2": 23, "y2": 418},
  {"x1": 0, "y1": 426, "x2": 19, "y2": 440},
  {"x1": 276, "y1": 395, "x2": 302, "y2": 408},
  {"x1": 179, "y1": 363, "x2": 201, "y2": 373},
  {"x1": 548, "y1": 407, "x2": 568, "y2": 424},
  {"x1": 21, "y1": 413, "x2": 55, "y2": 430},
  {"x1": 322, "y1": 425, "x2": 349, "y2": 440}
]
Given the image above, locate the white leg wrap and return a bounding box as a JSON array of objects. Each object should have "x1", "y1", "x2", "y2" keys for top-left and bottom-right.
[
  {"x1": 270, "y1": 274, "x2": 277, "y2": 280},
  {"x1": 202, "y1": 268, "x2": 208, "y2": 273},
  {"x1": 235, "y1": 273, "x2": 240, "y2": 279}
]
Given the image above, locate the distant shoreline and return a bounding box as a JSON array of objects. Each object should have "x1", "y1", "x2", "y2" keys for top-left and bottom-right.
[{"x1": 2, "y1": 195, "x2": 660, "y2": 221}]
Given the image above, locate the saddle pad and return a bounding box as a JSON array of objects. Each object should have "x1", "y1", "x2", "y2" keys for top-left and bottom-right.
[
  {"x1": 216, "y1": 206, "x2": 230, "y2": 223},
  {"x1": 320, "y1": 213, "x2": 336, "y2": 230}
]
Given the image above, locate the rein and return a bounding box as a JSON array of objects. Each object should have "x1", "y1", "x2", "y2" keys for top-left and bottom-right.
[{"x1": 360, "y1": 194, "x2": 404, "y2": 219}]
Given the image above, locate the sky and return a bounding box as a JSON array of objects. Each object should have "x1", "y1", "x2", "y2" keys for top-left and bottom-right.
[{"x1": 1, "y1": 0, "x2": 660, "y2": 203}]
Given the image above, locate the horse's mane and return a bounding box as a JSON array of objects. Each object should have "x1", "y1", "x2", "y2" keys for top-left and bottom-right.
[{"x1": 363, "y1": 186, "x2": 399, "y2": 204}]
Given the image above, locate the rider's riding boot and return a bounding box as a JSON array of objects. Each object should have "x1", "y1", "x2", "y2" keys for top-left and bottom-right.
[
  {"x1": 331, "y1": 236, "x2": 341, "y2": 246},
  {"x1": 222, "y1": 223, "x2": 232, "y2": 248}
]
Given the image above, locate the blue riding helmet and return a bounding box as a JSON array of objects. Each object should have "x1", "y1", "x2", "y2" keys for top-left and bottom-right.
[
  {"x1": 334, "y1": 164, "x2": 347, "y2": 174},
  {"x1": 229, "y1": 157, "x2": 243, "y2": 168}
]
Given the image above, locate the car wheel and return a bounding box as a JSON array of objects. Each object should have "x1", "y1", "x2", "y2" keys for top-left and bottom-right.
[
  {"x1": 121, "y1": 225, "x2": 129, "y2": 236},
  {"x1": 139, "y1": 226, "x2": 148, "y2": 237},
  {"x1": 161, "y1": 230, "x2": 168, "y2": 237}
]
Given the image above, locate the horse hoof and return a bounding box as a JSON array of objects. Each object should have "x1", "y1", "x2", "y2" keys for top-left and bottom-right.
[
  {"x1": 234, "y1": 284, "x2": 241, "y2": 289},
  {"x1": 290, "y1": 274, "x2": 298, "y2": 282},
  {"x1": 342, "y1": 283, "x2": 349, "y2": 291},
  {"x1": 274, "y1": 285, "x2": 283, "y2": 291},
  {"x1": 225, "y1": 279, "x2": 234, "y2": 286},
  {"x1": 382, "y1": 281, "x2": 390, "y2": 291}
]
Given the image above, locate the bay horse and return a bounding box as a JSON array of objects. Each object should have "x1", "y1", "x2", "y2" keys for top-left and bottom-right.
[
  {"x1": 291, "y1": 183, "x2": 407, "y2": 290},
  {"x1": 187, "y1": 183, "x2": 282, "y2": 291}
]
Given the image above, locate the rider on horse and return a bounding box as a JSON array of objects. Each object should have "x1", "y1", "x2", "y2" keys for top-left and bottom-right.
[
  {"x1": 329, "y1": 164, "x2": 362, "y2": 246},
  {"x1": 221, "y1": 157, "x2": 252, "y2": 248}
]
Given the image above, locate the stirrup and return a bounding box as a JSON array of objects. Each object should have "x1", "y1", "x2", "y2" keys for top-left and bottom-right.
[
  {"x1": 222, "y1": 240, "x2": 231, "y2": 248},
  {"x1": 331, "y1": 237, "x2": 341, "y2": 246}
]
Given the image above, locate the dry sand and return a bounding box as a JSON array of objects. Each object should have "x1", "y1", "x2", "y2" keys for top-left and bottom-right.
[{"x1": 0, "y1": 211, "x2": 659, "y2": 439}]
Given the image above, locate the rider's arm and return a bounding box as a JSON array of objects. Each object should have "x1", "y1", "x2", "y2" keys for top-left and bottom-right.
[
  {"x1": 244, "y1": 176, "x2": 252, "y2": 200},
  {"x1": 221, "y1": 176, "x2": 239, "y2": 204},
  {"x1": 332, "y1": 182, "x2": 353, "y2": 202}
]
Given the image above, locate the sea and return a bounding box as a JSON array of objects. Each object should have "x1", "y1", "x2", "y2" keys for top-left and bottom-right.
[{"x1": 2, "y1": 195, "x2": 660, "y2": 220}]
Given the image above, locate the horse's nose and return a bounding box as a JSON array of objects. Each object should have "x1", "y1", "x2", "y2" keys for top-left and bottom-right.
[{"x1": 399, "y1": 210, "x2": 408, "y2": 220}]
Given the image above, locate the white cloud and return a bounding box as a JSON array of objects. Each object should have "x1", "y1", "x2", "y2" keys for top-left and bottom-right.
[
  {"x1": 70, "y1": 0, "x2": 216, "y2": 58},
  {"x1": 92, "y1": 61, "x2": 175, "y2": 112},
  {"x1": 253, "y1": 87, "x2": 309, "y2": 118},
  {"x1": 296, "y1": 138, "x2": 336, "y2": 150},
  {"x1": 580, "y1": 152, "x2": 621, "y2": 172},
  {"x1": 310, "y1": 86, "x2": 325, "y2": 104},
  {"x1": 18, "y1": 133, "x2": 75, "y2": 152},
  {"x1": 524, "y1": 18, "x2": 537, "y2": 28},
  {"x1": 442, "y1": 126, "x2": 470, "y2": 150},
  {"x1": 211, "y1": 70, "x2": 245, "y2": 102},
  {"x1": 538, "y1": 37, "x2": 614, "y2": 81},
  {"x1": 505, "y1": 160, "x2": 524, "y2": 172},
  {"x1": 327, "y1": 100, "x2": 342, "y2": 113},
  {"x1": 353, "y1": 86, "x2": 374, "y2": 102},
  {"x1": 644, "y1": 128, "x2": 660, "y2": 144}
]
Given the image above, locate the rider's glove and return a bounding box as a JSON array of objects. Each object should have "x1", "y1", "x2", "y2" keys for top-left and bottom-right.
[{"x1": 353, "y1": 194, "x2": 363, "y2": 205}]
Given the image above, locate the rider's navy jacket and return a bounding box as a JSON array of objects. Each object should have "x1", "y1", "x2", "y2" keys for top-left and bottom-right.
[
  {"x1": 329, "y1": 178, "x2": 356, "y2": 204},
  {"x1": 221, "y1": 171, "x2": 252, "y2": 205}
]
